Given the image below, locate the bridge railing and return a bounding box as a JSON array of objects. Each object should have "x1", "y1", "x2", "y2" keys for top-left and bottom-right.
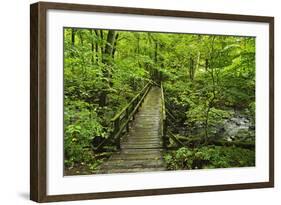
[
  {"x1": 110, "y1": 82, "x2": 152, "y2": 150},
  {"x1": 160, "y1": 82, "x2": 168, "y2": 148}
]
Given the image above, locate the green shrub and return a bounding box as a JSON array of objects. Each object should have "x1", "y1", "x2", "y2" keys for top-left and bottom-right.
[
  {"x1": 64, "y1": 100, "x2": 106, "y2": 168},
  {"x1": 164, "y1": 146, "x2": 255, "y2": 170}
]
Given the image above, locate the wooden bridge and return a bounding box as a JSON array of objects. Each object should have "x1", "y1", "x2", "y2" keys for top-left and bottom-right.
[{"x1": 96, "y1": 82, "x2": 167, "y2": 174}]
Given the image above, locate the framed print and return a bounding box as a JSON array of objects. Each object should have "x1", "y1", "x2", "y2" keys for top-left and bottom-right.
[{"x1": 30, "y1": 1, "x2": 274, "y2": 202}]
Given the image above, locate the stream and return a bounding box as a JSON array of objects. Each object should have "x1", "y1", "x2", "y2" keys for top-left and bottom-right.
[{"x1": 220, "y1": 112, "x2": 255, "y2": 142}]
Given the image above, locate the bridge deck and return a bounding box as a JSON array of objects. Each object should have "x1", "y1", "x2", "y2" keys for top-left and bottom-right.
[{"x1": 97, "y1": 86, "x2": 166, "y2": 174}]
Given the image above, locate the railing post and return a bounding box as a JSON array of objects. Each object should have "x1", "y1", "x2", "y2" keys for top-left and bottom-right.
[
  {"x1": 137, "y1": 95, "x2": 140, "y2": 111},
  {"x1": 126, "y1": 108, "x2": 129, "y2": 132},
  {"x1": 132, "y1": 99, "x2": 136, "y2": 120},
  {"x1": 161, "y1": 82, "x2": 167, "y2": 149},
  {"x1": 163, "y1": 118, "x2": 167, "y2": 149},
  {"x1": 114, "y1": 117, "x2": 121, "y2": 150}
]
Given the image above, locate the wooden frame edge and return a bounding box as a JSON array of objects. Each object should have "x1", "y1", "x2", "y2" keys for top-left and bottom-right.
[
  {"x1": 269, "y1": 17, "x2": 274, "y2": 188},
  {"x1": 30, "y1": 1, "x2": 274, "y2": 202},
  {"x1": 39, "y1": 182, "x2": 273, "y2": 203},
  {"x1": 30, "y1": 2, "x2": 47, "y2": 202},
  {"x1": 30, "y1": 2, "x2": 39, "y2": 202},
  {"x1": 37, "y1": 1, "x2": 274, "y2": 22}
]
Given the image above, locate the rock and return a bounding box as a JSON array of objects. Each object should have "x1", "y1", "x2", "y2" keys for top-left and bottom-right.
[{"x1": 249, "y1": 125, "x2": 255, "y2": 130}]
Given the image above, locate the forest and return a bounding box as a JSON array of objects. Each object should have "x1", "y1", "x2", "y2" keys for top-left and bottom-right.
[{"x1": 63, "y1": 27, "x2": 255, "y2": 175}]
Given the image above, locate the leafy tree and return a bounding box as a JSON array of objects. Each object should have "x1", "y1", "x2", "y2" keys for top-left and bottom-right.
[{"x1": 63, "y1": 27, "x2": 255, "y2": 174}]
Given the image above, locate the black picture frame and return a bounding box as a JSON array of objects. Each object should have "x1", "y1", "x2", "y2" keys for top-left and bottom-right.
[{"x1": 30, "y1": 1, "x2": 274, "y2": 202}]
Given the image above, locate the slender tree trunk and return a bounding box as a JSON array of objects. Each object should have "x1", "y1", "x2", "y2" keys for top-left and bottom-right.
[
  {"x1": 102, "y1": 30, "x2": 116, "y2": 63},
  {"x1": 154, "y1": 41, "x2": 158, "y2": 63},
  {"x1": 195, "y1": 51, "x2": 200, "y2": 77},
  {"x1": 204, "y1": 66, "x2": 216, "y2": 144},
  {"x1": 71, "y1": 28, "x2": 76, "y2": 57},
  {"x1": 154, "y1": 41, "x2": 159, "y2": 83},
  {"x1": 136, "y1": 34, "x2": 140, "y2": 54},
  {"x1": 70, "y1": 28, "x2": 76, "y2": 72},
  {"x1": 100, "y1": 30, "x2": 104, "y2": 54},
  {"x1": 90, "y1": 29, "x2": 94, "y2": 64},
  {"x1": 112, "y1": 33, "x2": 119, "y2": 58},
  {"x1": 77, "y1": 31, "x2": 86, "y2": 71},
  {"x1": 78, "y1": 31, "x2": 83, "y2": 46},
  {"x1": 189, "y1": 57, "x2": 194, "y2": 80},
  {"x1": 204, "y1": 36, "x2": 217, "y2": 143},
  {"x1": 94, "y1": 30, "x2": 99, "y2": 63},
  {"x1": 99, "y1": 30, "x2": 117, "y2": 107},
  {"x1": 205, "y1": 59, "x2": 209, "y2": 71}
]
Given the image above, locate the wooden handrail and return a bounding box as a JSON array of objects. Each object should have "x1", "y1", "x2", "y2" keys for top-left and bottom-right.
[
  {"x1": 161, "y1": 82, "x2": 166, "y2": 121},
  {"x1": 111, "y1": 83, "x2": 151, "y2": 122},
  {"x1": 160, "y1": 82, "x2": 167, "y2": 148},
  {"x1": 167, "y1": 130, "x2": 186, "y2": 147},
  {"x1": 166, "y1": 106, "x2": 176, "y2": 121},
  {"x1": 110, "y1": 82, "x2": 152, "y2": 150}
]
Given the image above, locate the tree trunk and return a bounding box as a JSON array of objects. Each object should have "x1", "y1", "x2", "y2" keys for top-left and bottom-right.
[
  {"x1": 194, "y1": 51, "x2": 200, "y2": 77},
  {"x1": 94, "y1": 30, "x2": 99, "y2": 63},
  {"x1": 102, "y1": 30, "x2": 116, "y2": 63},
  {"x1": 189, "y1": 57, "x2": 194, "y2": 80},
  {"x1": 78, "y1": 31, "x2": 83, "y2": 46},
  {"x1": 112, "y1": 33, "x2": 119, "y2": 58},
  {"x1": 153, "y1": 41, "x2": 159, "y2": 83},
  {"x1": 204, "y1": 36, "x2": 217, "y2": 143},
  {"x1": 99, "y1": 30, "x2": 117, "y2": 107},
  {"x1": 71, "y1": 28, "x2": 76, "y2": 57},
  {"x1": 136, "y1": 34, "x2": 140, "y2": 54},
  {"x1": 205, "y1": 59, "x2": 209, "y2": 71},
  {"x1": 100, "y1": 30, "x2": 104, "y2": 54},
  {"x1": 90, "y1": 29, "x2": 94, "y2": 64},
  {"x1": 154, "y1": 41, "x2": 158, "y2": 63}
]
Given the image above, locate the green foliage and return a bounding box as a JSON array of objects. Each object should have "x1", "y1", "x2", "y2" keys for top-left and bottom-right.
[
  {"x1": 64, "y1": 100, "x2": 106, "y2": 167},
  {"x1": 164, "y1": 35, "x2": 255, "y2": 142},
  {"x1": 164, "y1": 147, "x2": 194, "y2": 169},
  {"x1": 63, "y1": 28, "x2": 152, "y2": 172},
  {"x1": 164, "y1": 146, "x2": 255, "y2": 170},
  {"x1": 63, "y1": 27, "x2": 256, "y2": 173}
]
